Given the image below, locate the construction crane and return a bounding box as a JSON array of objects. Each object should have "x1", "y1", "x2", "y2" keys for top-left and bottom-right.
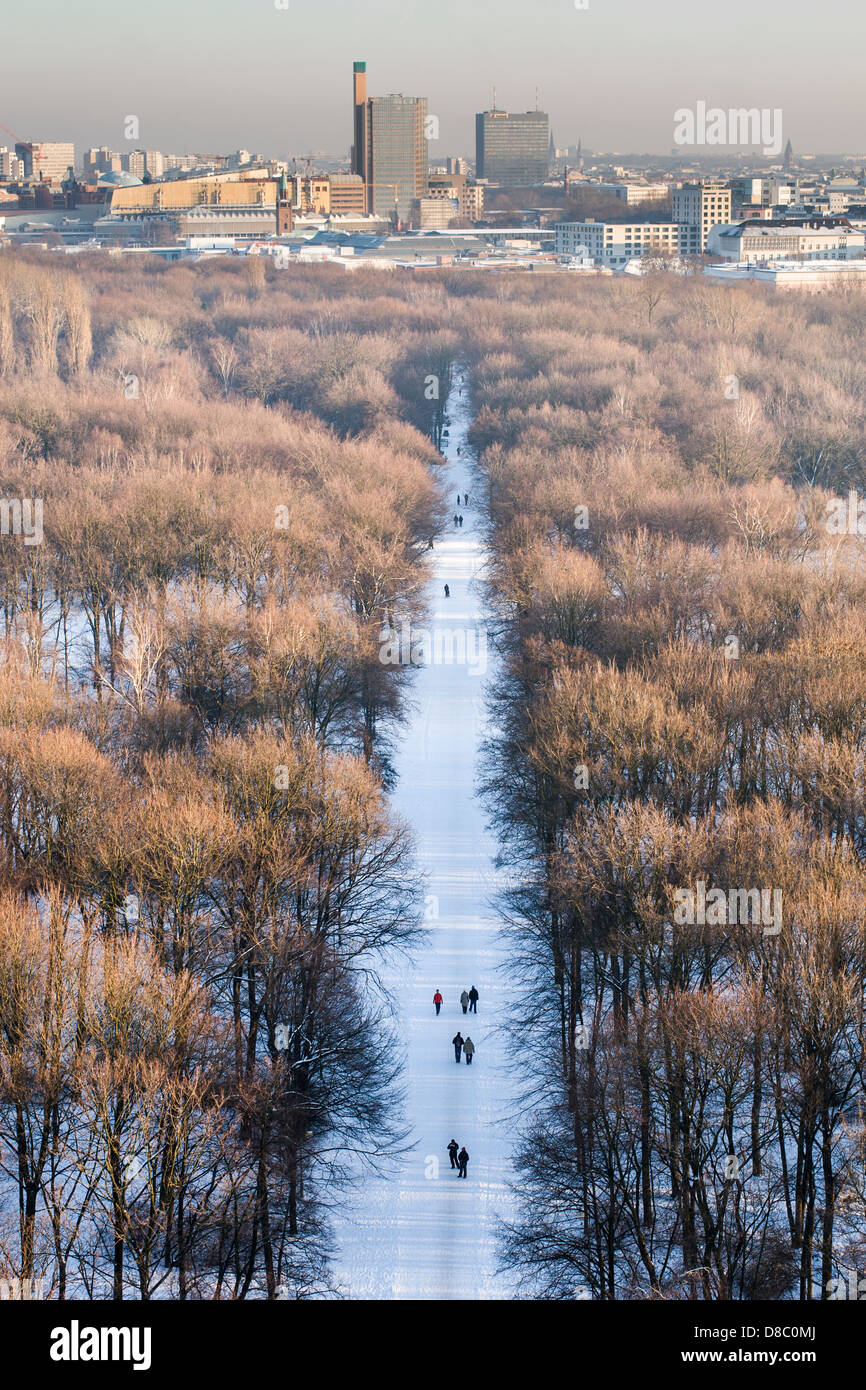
[{"x1": 0, "y1": 119, "x2": 44, "y2": 178}]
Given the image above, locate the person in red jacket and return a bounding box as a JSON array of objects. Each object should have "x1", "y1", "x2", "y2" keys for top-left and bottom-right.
[{"x1": 433, "y1": 990, "x2": 443, "y2": 1017}]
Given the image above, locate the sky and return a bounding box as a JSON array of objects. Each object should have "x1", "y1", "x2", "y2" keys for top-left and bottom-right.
[{"x1": 3, "y1": 0, "x2": 864, "y2": 161}]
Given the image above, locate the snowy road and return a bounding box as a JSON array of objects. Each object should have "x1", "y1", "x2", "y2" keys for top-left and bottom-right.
[{"x1": 333, "y1": 368, "x2": 519, "y2": 1299}]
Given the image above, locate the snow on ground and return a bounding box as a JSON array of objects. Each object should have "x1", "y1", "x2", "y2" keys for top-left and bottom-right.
[{"x1": 332, "y1": 368, "x2": 520, "y2": 1299}]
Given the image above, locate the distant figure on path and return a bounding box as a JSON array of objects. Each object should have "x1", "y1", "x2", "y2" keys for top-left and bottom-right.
[
  {"x1": 468, "y1": 986, "x2": 479, "y2": 1014},
  {"x1": 460, "y1": 990, "x2": 470, "y2": 1014},
  {"x1": 464, "y1": 493, "x2": 470, "y2": 504},
  {"x1": 447, "y1": 1139, "x2": 459, "y2": 1169},
  {"x1": 454, "y1": 515, "x2": 459, "y2": 527},
  {"x1": 457, "y1": 494, "x2": 461, "y2": 505},
  {"x1": 433, "y1": 989, "x2": 443, "y2": 1016},
  {"x1": 457, "y1": 446, "x2": 462, "y2": 455},
  {"x1": 444, "y1": 584, "x2": 450, "y2": 598},
  {"x1": 458, "y1": 515, "x2": 464, "y2": 527},
  {"x1": 452, "y1": 1031, "x2": 464, "y2": 1063},
  {"x1": 463, "y1": 1036, "x2": 475, "y2": 1065},
  {"x1": 457, "y1": 1147, "x2": 469, "y2": 1178}
]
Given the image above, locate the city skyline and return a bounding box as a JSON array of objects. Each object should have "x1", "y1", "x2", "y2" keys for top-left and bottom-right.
[{"x1": 4, "y1": 0, "x2": 865, "y2": 161}]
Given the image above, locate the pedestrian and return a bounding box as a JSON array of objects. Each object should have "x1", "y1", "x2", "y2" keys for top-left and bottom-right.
[
  {"x1": 457, "y1": 1146, "x2": 469, "y2": 1178},
  {"x1": 452, "y1": 1031, "x2": 464, "y2": 1063},
  {"x1": 447, "y1": 1138, "x2": 459, "y2": 1169},
  {"x1": 457, "y1": 494, "x2": 461, "y2": 505},
  {"x1": 463, "y1": 1036, "x2": 475, "y2": 1065},
  {"x1": 460, "y1": 989, "x2": 469, "y2": 1014},
  {"x1": 468, "y1": 985, "x2": 479, "y2": 1014},
  {"x1": 454, "y1": 514, "x2": 459, "y2": 527},
  {"x1": 444, "y1": 583, "x2": 450, "y2": 598},
  {"x1": 457, "y1": 446, "x2": 462, "y2": 455},
  {"x1": 464, "y1": 493, "x2": 470, "y2": 504},
  {"x1": 458, "y1": 515, "x2": 464, "y2": 527},
  {"x1": 433, "y1": 989, "x2": 443, "y2": 1016}
]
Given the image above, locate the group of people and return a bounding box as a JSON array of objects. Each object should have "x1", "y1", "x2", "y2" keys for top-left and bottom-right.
[
  {"x1": 433, "y1": 986, "x2": 478, "y2": 1016},
  {"x1": 453, "y1": 514, "x2": 464, "y2": 527},
  {"x1": 447, "y1": 1139, "x2": 469, "y2": 1178},
  {"x1": 451, "y1": 1031, "x2": 475, "y2": 1064},
  {"x1": 457, "y1": 493, "x2": 470, "y2": 505}
]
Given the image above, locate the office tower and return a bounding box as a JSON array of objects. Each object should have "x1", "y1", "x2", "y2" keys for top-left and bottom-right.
[
  {"x1": 351, "y1": 65, "x2": 427, "y2": 222},
  {"x1": 475, "y1": 109, "x2": 549, "y2": 186}
]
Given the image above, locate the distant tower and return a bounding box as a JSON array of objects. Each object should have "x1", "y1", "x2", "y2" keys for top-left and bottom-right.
[
  {"x1": 783, "y1": 138, "x2": 793, "y2": 171},
  {"x1": 352, "y1": 61, "x2": 367, "y2": 178},
  {"x1": 276, "y1": 170, "x2": 293, "y2": 234},
  {"x1": 577, "y1": 136, "x2": 584, "y2": 170},
  {"x1": 549, "y1": 128, "x2": 556, "y2": 164}
]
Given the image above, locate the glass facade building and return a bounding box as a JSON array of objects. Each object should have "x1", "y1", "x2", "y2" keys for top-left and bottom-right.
[
  {"x1": 364, "y1": 95, "x2": 428, "y2": 222},
  {"x1": 475, "y1": 111, "x2": 549, "y2": 187}
]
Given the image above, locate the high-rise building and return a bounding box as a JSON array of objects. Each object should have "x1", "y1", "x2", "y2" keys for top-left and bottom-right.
[
  {"x1": 475, "y1": 109, "x2": 549, "y2": 186},
  {"x1": 15, "y1": 141, "x2": 76, "y2": 184},
  {"x1": 672, "y1": 181, "x2": 732, "y2": 252},
  {"x1": 351, "y1": 63, "x2": 428, "y2": 223}
]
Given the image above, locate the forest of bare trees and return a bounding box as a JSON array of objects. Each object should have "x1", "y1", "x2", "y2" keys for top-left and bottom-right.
[{"x1": 1, "y1": 247, "x2": 865, "y2": 1299}]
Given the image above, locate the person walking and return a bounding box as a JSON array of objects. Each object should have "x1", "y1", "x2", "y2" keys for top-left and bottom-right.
[
  {"x1": 458, "y1": 515, "x2": 464, "y2": 527},
  {"x1": 457, "y1": 494, "x2": 461, "y2": 505},
  {"x1": 433, "y1": 989, "x2": 443, "y2": 1016},
  {"x1": 447, "y1": 1138, "x2": 459, "y2": 1170},
  {"x1": 457, "y1": 1146, "x2": 469, "y2": 1178},
  {"x1": 468, "y1": 985, "x2": 479, "y2": 1014},
  {"x1": 454, "y1": 514, "x2": 459, "y2": 527},
  {"x1": 452, "y1": 1031, "x2": 464, "y2": 1063},
  {"x1": 460, "y1": 989, "x2": 469, "y2": 1015},
  {"x1": 444, "y1": 583, "x2": 450, "y2": 598},
  {"x1": 463, "y1": 1036, "x2": 475, "y2": 1065}
]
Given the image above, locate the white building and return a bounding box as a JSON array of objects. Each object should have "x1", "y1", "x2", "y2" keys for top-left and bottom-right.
[
  {"x1": 704, "y1": 259, "x2": 866, "y2": 291},
  {"x1": 707, "y1": 218, "x2": 866, "y2": 263},
  {"x1": 555, "y1": 218, "x2": 681, "y2": 267},
  {"x1": 592, "y1": 182, "x2": 670, "y2": 206}
]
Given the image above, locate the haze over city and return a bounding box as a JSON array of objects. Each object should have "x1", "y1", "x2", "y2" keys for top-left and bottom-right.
[{"x1": 5, "y1": 0, "x2": 865, "y2": 157}]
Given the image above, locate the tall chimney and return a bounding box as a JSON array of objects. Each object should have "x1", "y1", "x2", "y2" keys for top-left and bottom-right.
[{"x1": 352, "y1": 61, "x2": 367, "y2": 180}]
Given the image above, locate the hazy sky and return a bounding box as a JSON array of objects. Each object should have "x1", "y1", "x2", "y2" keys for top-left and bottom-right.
[{"x1": 4, "y1": 0, "x2": 864, "y2": 159}]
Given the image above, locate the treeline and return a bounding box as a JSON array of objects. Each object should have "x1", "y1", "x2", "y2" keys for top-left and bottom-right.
[
  {"x1": 0, "y1": 252, "x2": 467, "y2": 1297},
  {"x1": 466, "y1": 274, "x2": 866, "y2": 1300}
]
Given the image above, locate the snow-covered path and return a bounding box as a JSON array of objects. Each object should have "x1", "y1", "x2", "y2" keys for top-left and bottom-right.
[{"x1": 333, "y1": 368, "x2": 519, "y2": 1300}]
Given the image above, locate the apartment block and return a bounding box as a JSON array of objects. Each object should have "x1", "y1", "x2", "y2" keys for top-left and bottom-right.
[{"x1": 672, "y1": 181, "x2": 732, "y2": 252}]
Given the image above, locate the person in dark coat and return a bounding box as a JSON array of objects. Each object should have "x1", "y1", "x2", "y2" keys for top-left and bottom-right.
[
  {"x1": 433, "y1": 989, "x2": 443, "y2": 1016},
  {"x1": 468, "y1": 986, "x2": 479, "y2": 1014},
  {"x1": 447, "y1": 1138, "x2": 459, "y2": 1169},
  {"x1": 452, "y1": 1032, "x2": 464, "y2": 1062},
  {"x1": 463, "y1": 1036, "x2": 475, "y2": 1064},
  {"x1": 444, "y1": 584, "x2": 450, "y2": 598},
  {"x1": 457, "y1": 1146, "x2": 469, "y2": 1178},
  {"x1": 454, "y1": 515, "x2": 459, "y2": 526},
  {"x1": 458, "y1": 515, "x2": 463, "y2": 527}
]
